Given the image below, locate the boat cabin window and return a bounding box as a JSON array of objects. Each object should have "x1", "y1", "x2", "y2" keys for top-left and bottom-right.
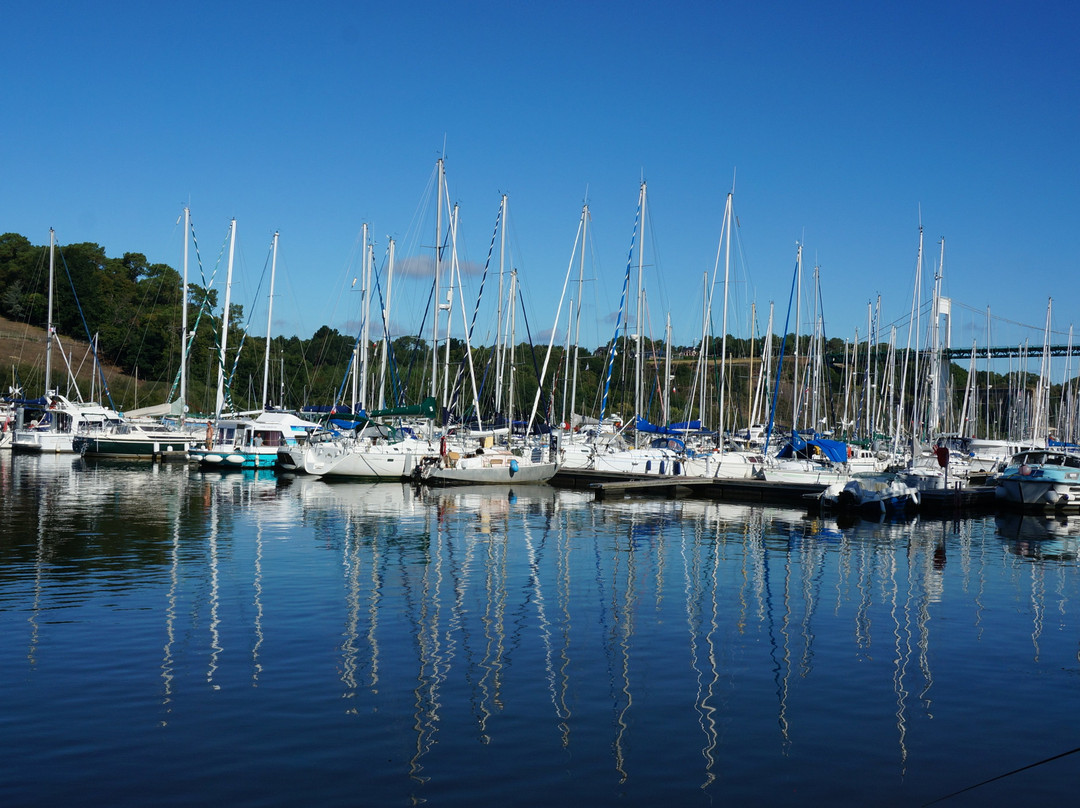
[{"x1": 252, "y1": 430, "x2": 282, "y2": 447}]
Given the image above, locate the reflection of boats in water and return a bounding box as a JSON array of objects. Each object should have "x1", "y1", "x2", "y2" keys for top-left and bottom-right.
[
  {"x1": 995, "y1": 512, "x2": 1080, "y2": 560},
  {"x1": 12, "y1": 446, "x2": 1080, "y2": 805}
]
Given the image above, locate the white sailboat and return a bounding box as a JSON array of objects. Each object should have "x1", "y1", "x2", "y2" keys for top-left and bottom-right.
[{"x1": 11, "y1": 229, "x2": 123, "y2": 453}]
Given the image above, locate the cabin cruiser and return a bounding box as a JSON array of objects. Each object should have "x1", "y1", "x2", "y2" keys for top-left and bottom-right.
[{"x1": 993, "y1": 448, "x2": 1080, "y2": 510}]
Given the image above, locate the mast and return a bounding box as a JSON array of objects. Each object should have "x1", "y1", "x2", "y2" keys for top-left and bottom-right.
[
  {"x1": 431, "y1": 158, "x2": 444, "y2": 401},
  {"x1": 442, "y1": 205, "x2": 458, "y2": 410},
  {"x1": 507, "y1": 269, "x2": 517, "y2": 425},
  {"x1": 747, "y1": 302, "x2": 756, "y2": 433},
  {"x1": 985, "y1": 306, "x2": 991, "y2": 439},
  {"x1": 894, "y1": 223, "x2": 923, "y2": 456},
  {"x1": 928, "y1": 238, "x2": 945, "y2": 434},
  {"x1": 809, "y1": 264, "x2": 821, "y2": 434},
  {"x1": 214, "y1": 219, "x2": 236, "y2": 419},
  {"x1": 697, "y1": 272, "x2": 708, "y2": 428},
  {"x1": 495, "y1": 194, "x2": 508, "y2": 414},
  {"x1": 634, "y1": 181, "x2": 646, "y2": 442},
  {"x1": 718, "y1": 191, "x2": 733, "y2": 448},
  {"x1": 180, "y1": 208, "x2": 190, "y2": 424},
  {"x1": 792, "y1": 243, "x2": 803, "y2": 431},
  {"x1": 261, "y1": 230, "x2": 279, "y2": 411},
  {"x1": 1033, "y1": 298, "x2": 1052, "y2": 441},
  {"x1": 865, "y1": 301, "x2": 872, "y2": 438},
  {"x1": 663, "y1": 312, "x2": 672, "y2": 426},
  {"x1": 751, "y1": 302, "x2": 774, "y2": 430},
  {"x1": 1062, "y1": 324, "x2": 1075, "y2": 443},
  {"x1": 378, "y1": 238, "x2": 395, "y2": 410},
  {"x1": 569, "y1": 203, "x2": 588, "y2": 430},
  {"x1": 360, "y1": 224, "x2": 372, "y2": 411},
  {"x1": 561, "y1": 300, "x2": 573, "y2": 426},
  {"x1": 45, "y1": 228, "x2": 55, "y2": 394}
]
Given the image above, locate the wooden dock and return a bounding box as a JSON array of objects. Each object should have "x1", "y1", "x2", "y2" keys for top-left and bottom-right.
[
  {"x1": 555, "y1": 468, "x2": 828, "y2": 507},
  {"x1": 554, "y1": 467, "x2": 998, "y2": 517},
  {"x1": 918, "y1": 484, "x2": 996, "y2": 515}
]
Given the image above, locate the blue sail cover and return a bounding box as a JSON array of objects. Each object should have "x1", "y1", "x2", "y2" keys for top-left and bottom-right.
[
  {"x1": 775, "y1": 433, "x2": 849, "y2": 463},
  {"x1": 666, "y1": 420, "x2": 703, "y2": 432},
  {"x1": 634, "y1": 415, "x2": 665, "y2": 434},
  {"x1": 635, "y1": 416, "x2": 714, "y2": 437}
]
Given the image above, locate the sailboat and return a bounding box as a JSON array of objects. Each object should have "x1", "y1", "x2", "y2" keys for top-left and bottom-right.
[
  {"x1": 288, "y1": 398, "x2": 442, "y2": 479},
  {"x1": 11, "y1": 230, "x2": 124, "y2": 454},
  {"x1": 419, "y1": 191, "x2": 557, "y2": 485},
  {"x1": 277, "y1": 218, "x2": 444, "y2": 479},
  {"x1": 760, "y1": 245, "x2": 852, "y2": 486},
  {"x1": 187, "y1": 221, "x2": 320, "y2": 470},
  {"x1": 75, "y1": 208, "x2": 205, "y2": 460}
]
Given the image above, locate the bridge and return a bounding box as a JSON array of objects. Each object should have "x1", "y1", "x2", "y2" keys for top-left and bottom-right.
[
  {"x1": 826, "y1": 345, "x2": 1075, "y2": 364},
  {"x1": 941, "y1": 345, "x2": 1075, "y2": 360}
]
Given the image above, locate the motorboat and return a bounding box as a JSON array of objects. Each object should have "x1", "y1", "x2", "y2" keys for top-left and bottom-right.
[{"x1": 993, "y1": 448, "x2": 1080, "y2": 510}]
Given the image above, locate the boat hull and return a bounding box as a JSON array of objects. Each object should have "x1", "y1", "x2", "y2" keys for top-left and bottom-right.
[
  {"x1": 75, "y1": 433, "x2": 197, "y2": 460},
  {"x1": 300, "y1": 440, "x2": 437, "y2": 479},
  {"x1": 11, "y1": 430, "x2": 75, "y2": 453},
  {"x1": 188, "y1": 447, "x2": 280, "y2": 469},
  {"x1": 421, "y1": 459, "x2": 557, "y2": 486},
  {"x1": 994, "y1": 478, "x2": 1080, "y2": 509}
]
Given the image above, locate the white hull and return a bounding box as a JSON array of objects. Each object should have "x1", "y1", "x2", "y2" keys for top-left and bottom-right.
[
  {"x1": 683, "y1": 450, "x2": 762, "y2": 480},
  {"x1": 423, "y1": 460, "x2": 557, "y2": 486},
  {"x1": 302, "y1": 439, "x2": 438, "y2": 479},
  {"x1": 995, "y1": 478, "x2": 1078, "y2": 508},
  {"x1": 591, "y1": 448, "x2": 685, "y2": 475},
  {"x1": 762, "y1": 460, "x2": 850, "y2": 486},
  {"x1": 11, "y1": 430, "x2": 76, "y2": 453}
]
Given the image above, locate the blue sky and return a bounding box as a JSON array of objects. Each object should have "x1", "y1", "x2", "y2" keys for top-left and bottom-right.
[{"x1": 3, "y1": 1, "x2": 1078, "y2": 361}]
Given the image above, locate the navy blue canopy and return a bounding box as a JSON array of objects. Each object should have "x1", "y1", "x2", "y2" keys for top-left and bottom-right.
[{"x1": 775, "y1": 433, "x2": 849, "y2": 463}]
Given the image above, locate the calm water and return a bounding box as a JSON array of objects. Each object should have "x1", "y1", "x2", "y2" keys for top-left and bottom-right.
[{"x1": 1, "y1": 453, "x2": 1078, "y2": 806}]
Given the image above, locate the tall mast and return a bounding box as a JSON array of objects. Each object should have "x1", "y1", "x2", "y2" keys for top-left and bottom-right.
[
  {"x1": 569, "y1": 203, "x2": 588, "y2": 429},
  {"x1": 507, "y1": 269, "x2": 517, "y2": 424},
  {"x1": 664, "y1": 313, "x2": 672, "y2": 425},
  {"x1": 718, "y1": 191, "x2": 733, "y2": 447},
  {"x1": 431, "y1": 158, "x2": 444, "y2": 401},
  {"x1": 214, "y1": 219, "x2": 236, "y2": 419},
  {"x1": 985, "y1": 306, "x2": 991, "y2": 439},
  {"x1": 495, "y1": 194, "x2": 507, "y2": 414},
  {"x1": 747, "y1": 301, "x2": 756, "y2": 434},
  {"x1": 634, "y1": 181, "x2": 646, "y2": 437},
  {"x1": 359, "y1": 223, "x2": 371, "y2": 411},
  {"x1": 911, "y1": 226, "x2": 924, "y2": 440},
  {"x1": 442, "y1": 204, "x2": 458, "y2": 409},
  {"x1": 378, "y1": 238, "x2": 395, "y2": 409},
  {"x1": 792, "y1": 243, "x2": 803, "y2": 430},
  {"x1": 180, "y1": 208, "x2": 190, "y2": 424},
  {"x1": 45, "y1": 228, "x2": 55, "y2": 394},
  {"x1": 697, "y1": 272, "x2": 708, "y2": 424},
  {"x1": 261, "y1": 230, "x2": 279, "y2": 411}
]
